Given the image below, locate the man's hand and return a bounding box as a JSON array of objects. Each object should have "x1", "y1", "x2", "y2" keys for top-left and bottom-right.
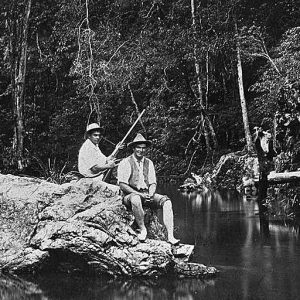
[
  {"x1": 116, "y1": 141, "x2": 125, "y2": 151},
  {"x1": 107, "y1": 142, "x2": 125, "y2": 160},
  {"x1": 138, "y1": 192, "x2": 155, "y2": 204},
  {"x1": 138, "y1": 192, "x2": 150, "y2": 199},
  {"x1": 106, "y1": 158, "x2": 116, "y2": 169}
]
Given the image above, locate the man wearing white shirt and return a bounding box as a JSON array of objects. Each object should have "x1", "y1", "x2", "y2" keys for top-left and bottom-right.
[
  {"x1": 117, "y1": 133, "x2": 180, "y2": 245},
  {"x1": 78, "y1": 123, "x2": 122, "y2": 180}
]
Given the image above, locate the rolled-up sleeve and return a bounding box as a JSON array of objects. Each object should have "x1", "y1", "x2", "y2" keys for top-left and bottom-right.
[
  {"x1": 148, "y1": 160, "x2": 157, "y2": 185},
  {"x1": 117, "y1": 158, "x2": 131, "y2": 184}
]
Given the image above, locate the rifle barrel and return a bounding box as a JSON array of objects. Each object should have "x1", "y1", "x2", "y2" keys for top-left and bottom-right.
[
  {"x1": 111, "y1": 109, "x2": 146, "y2": 157},
  {"x1": 104, "y1": 109, "x2": 146, "y2": 181}
]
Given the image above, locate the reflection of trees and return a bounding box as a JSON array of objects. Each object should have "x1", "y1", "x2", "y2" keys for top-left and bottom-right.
[
  {"x1": 0, "y1": 275, "x2": 46, "y2": 300},
  {"x1": 191, "y1": 191, "x2": 214, "y2": 244},
  {"x1": 177, "y1": 191, "x2": 196, "y2": 244},
  {"x1": 240, "y1": 209, "x2": 299, "y2": 299},
  {"x1": 189, "y1": 189, "x2": 244, "y2": 245},
  {"x1": 179, "y1": 187, "x2": 300, "y2": 300},
  {"x1": 0, "y1": 274, "x2": 217, "y2": 300},
  {"x1": 110, "y1": 277, "x2": 216, "y2": 300},
  {"x1": 241, "y1": 196, "x2": 260, "y2": 300},
  {"x1": 190, "y1": 189, "x2": 242, "y2": 213},
  {"x1": 172, "y1": 278, "x2": 215, "y2": 300}
]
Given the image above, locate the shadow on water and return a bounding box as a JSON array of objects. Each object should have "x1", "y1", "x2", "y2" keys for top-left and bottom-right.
[{"x1": 1, "y1": 185, "x2": 300, "y2": 300}]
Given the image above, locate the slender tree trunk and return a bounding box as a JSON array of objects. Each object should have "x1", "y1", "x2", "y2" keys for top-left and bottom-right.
[
  {"x1": 190, "y1": 0, "x2": 217, "y2": 162},
  {"x1": 222, "y1": 72, "x2": 227, "y2": 102},
  {"x1": 128, "y1": 83, "x2": 146, "y2": 132},
  {"x1": 191, "y1": 0, "x2": 204, "y2": 107},
  {"x1": 8, "y1": 0, "x2": 32, "y2": 170},
  {"x1": 205, "y1": 50, "x2": 209, "y2": 109},
  {"x1": 236, "y1": 24, "x2": 254, "y2": 153}
]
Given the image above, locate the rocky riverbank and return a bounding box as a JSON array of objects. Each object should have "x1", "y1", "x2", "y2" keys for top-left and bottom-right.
[{"x1": 0, "y1": 174, "x2": 217, "y2": 278}]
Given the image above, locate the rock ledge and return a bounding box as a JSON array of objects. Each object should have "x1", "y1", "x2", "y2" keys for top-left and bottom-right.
[{"x1": 0, "y1": 174, "x2": 217, "y2": 278}]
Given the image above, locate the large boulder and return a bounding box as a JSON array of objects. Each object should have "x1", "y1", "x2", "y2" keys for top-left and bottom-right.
[{"x1": 0, "y1": 174, "x2": 217, "y2": 278}]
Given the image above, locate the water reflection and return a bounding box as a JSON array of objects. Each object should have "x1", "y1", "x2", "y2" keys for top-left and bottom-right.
[
  {"x1": 0, "y1": 274, "x2": 216, "y2": 300},
  {"x1": 0, "y1": 274, "x2": 45, "y2": 300},
  {"x1": 1, "y1": 186, "x2": 300, "y2": 300},
  {"x1": 175, "y1": 187, "x2": 300, "y2": 300}
]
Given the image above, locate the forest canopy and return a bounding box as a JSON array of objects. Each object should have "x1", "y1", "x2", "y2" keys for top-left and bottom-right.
[{"x1": 0, "y1": 0, "x2": 299, "y2": 179}]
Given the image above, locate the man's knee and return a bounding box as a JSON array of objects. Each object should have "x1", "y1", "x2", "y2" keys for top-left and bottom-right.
[
  {"x1": 162, "y1": 197, "x2": 172, "y2": 209},
  {"x1": 130, "y1": 194, "x2": 142, "y2": 207}
]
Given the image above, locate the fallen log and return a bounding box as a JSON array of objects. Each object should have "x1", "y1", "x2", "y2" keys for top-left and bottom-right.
[
  {"x1": 251, "y1": 170, "x2": 300, "y2": 185},
  {"x1": 268, "y1": 170, "x2": 300, "y2": 184},
  {"x1": 0, "y1": 174, "x2": 217, "y2": 278}
]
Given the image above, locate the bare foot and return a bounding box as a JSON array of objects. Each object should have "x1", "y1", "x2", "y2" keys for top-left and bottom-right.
[
  {"x1": 137, "y1": 228, "x2": 147, "y2": 242},
  {"x1": 168, "y1": 237, "x2": 180, "y2": 246}
]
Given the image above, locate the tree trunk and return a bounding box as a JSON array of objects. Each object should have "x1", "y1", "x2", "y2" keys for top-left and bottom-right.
[
  {"x1": 128, "y1": 83, "x2": 146, "y2": 132},
  {"x1": 8, "y1": 0, "x2": 32, "y2": 170},
  {"x1": 205, "y1": 50, "x2": 209, "y2": 109},
  {"x1": 254, "y1": 132, "x2": 271, "y2": 221},
  {"x1": 236, "y1": 24, "x2": 254, "y2": 153},
  {"x1": 190, "y1": 0, "x2": 217, "y2": 162}
]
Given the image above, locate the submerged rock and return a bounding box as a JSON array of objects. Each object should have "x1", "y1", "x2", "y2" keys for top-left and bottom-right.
[{"x1": 0, "y1": 174, "x2": 217, "y2": 278}]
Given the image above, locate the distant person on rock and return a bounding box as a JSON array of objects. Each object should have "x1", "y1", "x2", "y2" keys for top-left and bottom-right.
[
  {"x1": 78, "y1": 123, "x2": 123, "y2": 181},
  {"x1": 117, "y1": 133, "x2": 180, "y2": 245}
]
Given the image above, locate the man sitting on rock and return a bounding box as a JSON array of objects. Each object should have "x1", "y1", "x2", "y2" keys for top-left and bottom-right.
[
  {"x1": 117, "y1": 133, "x2": 180, "y2": 245},
  {"x1": 78, "y1": 123, "x2": 123, "y2": 181}
]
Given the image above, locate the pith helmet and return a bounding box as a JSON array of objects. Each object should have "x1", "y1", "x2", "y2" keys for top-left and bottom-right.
[{"x1": 127, "y1": 133, "x2": 152, "y2": 148}]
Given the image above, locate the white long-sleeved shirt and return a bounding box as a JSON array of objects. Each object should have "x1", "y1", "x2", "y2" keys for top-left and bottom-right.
[{"x1": 78, "y1": 139, "x2": 107, "y2": 177}]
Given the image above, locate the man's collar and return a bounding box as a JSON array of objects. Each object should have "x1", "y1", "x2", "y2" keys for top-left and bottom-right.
[
  {"x1": 87, "y1": 138, "x2": 98, "y2": 148},
  {"x1": 131, "y1": 154, "x2": 144, "y2": 164}
]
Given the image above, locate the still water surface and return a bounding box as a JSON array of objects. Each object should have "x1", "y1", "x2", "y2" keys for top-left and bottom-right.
[{"x1": 1, "y1": 185, "x2": 300, "y2": 300}]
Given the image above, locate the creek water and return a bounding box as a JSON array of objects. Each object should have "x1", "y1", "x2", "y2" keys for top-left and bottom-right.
[{"x1": 1, "y1": 184, "x2": 300, "y2": 300}]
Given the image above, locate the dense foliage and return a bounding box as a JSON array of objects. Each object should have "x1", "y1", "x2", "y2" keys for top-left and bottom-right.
[{"x1": 0, "y1": 0, "x2": 299, "y2": 178}]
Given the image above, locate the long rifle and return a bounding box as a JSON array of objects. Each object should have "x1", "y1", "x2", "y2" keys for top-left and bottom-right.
[
  {"x1": 110, "y1": 109, "x2": 145, "y2": 157},
  {"x1": 103, "y1": 109, "x2": 146, "y2": 181}
]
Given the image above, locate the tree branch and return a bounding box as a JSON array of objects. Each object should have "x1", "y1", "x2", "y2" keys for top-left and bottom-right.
[{"x1": 128, "y1": 83, "x2": 146, "y2": 132}]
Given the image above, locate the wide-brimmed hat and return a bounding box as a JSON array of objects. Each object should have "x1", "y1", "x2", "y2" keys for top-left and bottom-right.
[
  {"x1": 84, "y1": 123, "x2": 103, "y2": 138},
  {"x1": 127, "y1": 133, "x2": 152, "y2": 148}
]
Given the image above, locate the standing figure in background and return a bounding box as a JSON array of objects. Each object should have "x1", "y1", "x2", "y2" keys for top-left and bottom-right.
[
  {"x1": 78, "y1": 123, "x2": 123, "y2": 181},
  {"x1": 117, "y1": 133, "x2": 180, "y2": 245}
]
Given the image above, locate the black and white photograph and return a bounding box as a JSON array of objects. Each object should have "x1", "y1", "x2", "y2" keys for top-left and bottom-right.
[{"x1": 0, "y1": 0, "x2": 299, "y2": 299}]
